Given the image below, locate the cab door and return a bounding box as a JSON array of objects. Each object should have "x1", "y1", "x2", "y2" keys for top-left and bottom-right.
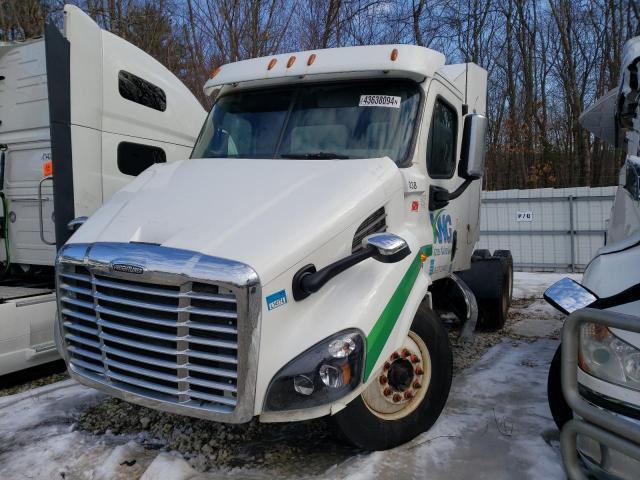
[{"x1": 422, "y1": 80, "x2": 464, "y2": 280}]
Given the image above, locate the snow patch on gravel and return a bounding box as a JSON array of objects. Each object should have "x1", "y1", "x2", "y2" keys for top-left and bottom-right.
[{"x1": 513, "y1": 272, "x2": 581, "y2": 300}]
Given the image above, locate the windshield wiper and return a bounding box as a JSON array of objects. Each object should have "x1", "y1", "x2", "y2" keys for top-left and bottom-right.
[{"x1": 280, "y1": 152, "x2": 350, "y2": 159}]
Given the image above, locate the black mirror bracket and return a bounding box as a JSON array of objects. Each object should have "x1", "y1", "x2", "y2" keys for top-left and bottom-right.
[
  {"x1": 429, "y1": 178, "x2": 475, "y2": 212},
  {"x1": 429, "y1": 185, "x2": 450, "y2": 211},
  {"x1": 292, "y1": 246, "x2": 376, "y2": 301}
]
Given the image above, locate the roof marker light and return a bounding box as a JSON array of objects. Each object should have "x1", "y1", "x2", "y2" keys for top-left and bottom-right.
[
  {"x1": 391, "y1": 48, "x2": 398, "y2": 61},
  {"x1": 287, "y1": 56, "x2": 296, "y2": 68},
  {"x1": 307, "y1": 53, "x2": 316, "y2": 66},
  {"x1": 268, "y1": 58, "x2": 277, "y2": 70},
  {"x1": 209, "y1": 66, "x2": 221, "y2": 78}
]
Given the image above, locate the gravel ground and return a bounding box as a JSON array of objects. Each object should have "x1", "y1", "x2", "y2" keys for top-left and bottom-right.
[
  {"x1": 0, "y1": 361, "x2": 69, "y2": 397},
  {"x1": 78, "y1": 399, "x2": 357, "y2": 474}
]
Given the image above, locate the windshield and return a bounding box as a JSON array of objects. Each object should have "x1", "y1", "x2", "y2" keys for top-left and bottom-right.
[{"x1": 191, "y1": 80, "x2": 421, "y2": 164}]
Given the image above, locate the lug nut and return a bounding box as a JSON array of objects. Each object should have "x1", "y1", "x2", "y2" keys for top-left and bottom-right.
[
  {"x1": 392, "y1": 393, "x2": 402, "y2": 402},
  {"x1": 379, "y1": 375, "x2": 388, "y2": 385},
  {"x1": 415, "y1": 366, "x2": 424, "y2": 375},
  {"x1": 413, "y1": 381, "x2": 422, "y2": 389},
  {"x1": 402, "y1": 348, "x2": 411, "y2": 357},
  {"x1": 410, "y1": 354, "x2": 420, "y2": 363},
  {"x1": 383, "y1": 387, "x2": 393, "y2": 396},
  {"x1": 383, "y1": 362, "x2": 391, "y2": 371},
  {"x1": 391, "y1": 352, "x2": 399, "y2": 360},
  {"x1": 404, "y1": 390, "x2": 413, "y2": 399}
]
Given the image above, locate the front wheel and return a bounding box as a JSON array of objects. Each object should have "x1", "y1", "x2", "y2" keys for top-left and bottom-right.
[{"x1": 332, "y1": 304, "x2": 452, "y2": 450}]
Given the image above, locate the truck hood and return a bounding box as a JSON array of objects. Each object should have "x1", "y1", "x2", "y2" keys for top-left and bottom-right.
[{"x1": 70, "y1": 157, "x2": 402, "y2": 284}]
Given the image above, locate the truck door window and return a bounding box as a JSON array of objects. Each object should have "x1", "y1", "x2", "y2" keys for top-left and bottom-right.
[
  {"x1": 426, "y1": 98, "x2": 458, "y2": 178},
  {"x1": 117, "y1": 142, "x2": 166, "y2": 176},
  {"x1": 118, "y1": 71, "x2": 167, "y2": 112}
]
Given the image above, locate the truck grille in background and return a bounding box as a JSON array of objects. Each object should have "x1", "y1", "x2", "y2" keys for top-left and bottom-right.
[
  {"x1": 58, "y1": 265, "x2": 240, "y2": 413},
  {"x1": 352, "y1": 207, "x2": 387, "y2": 253}
]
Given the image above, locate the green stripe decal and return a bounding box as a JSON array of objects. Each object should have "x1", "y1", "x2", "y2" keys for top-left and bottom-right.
[{"x1": 364, "y1": 245, "x2": 432, "y2": 380}]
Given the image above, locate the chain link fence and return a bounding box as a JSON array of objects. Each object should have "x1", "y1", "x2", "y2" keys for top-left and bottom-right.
[{"x1": 477, "y1": 186, "x2": 617, "y2": 272}]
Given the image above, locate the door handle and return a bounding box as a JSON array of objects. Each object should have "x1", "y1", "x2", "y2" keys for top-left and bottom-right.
[{"x1": 38, "y1": 176, "x2": 55, "y2": 245}]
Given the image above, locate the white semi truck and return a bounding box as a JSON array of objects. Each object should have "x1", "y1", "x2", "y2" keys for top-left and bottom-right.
[
  {"x1": 51, "y1": 24, "x2": 514, "y2": 448},
  {"x1": 545, "y1": 35, "x2": 640, "y2": 479},
  {"x1": 0, "y1": 6, "x2": 205, "y2": 375}
]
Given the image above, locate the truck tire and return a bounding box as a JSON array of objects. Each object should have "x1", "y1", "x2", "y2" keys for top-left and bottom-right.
[
  {"x1": 473, "y1": 249, "x2": 492, "y2": 259},
  {"x1": 493, "y1": 250, "x2": 513, "y2": 305},
  {"x1": 457, "y1": 255, "x2": 511, "y2": 330},
  {"x1": 332, "y1": 304, "x2": 452, "y2": 450},
  {"x1": 547, "y1": 344, "x2": 573, "y2": 430}
]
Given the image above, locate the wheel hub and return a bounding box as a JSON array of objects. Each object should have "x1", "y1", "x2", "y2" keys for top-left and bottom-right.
[
  {"x1": 387, "y1": 358, "x2": 413, "y2": 391},
  {"x1": 377, "y1": 345, "x2": 425, "y2": 405}
]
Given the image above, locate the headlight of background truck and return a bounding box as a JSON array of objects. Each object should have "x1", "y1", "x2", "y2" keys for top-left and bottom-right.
[
  {"x1": 580, "y1": 323, "x2": 640, "y2": 391},
  {"x1": 264, "y1": 329, "x2": 365, "y2": 412}
]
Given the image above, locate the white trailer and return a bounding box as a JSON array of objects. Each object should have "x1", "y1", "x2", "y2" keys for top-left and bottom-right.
[
  {"x1": 52, "y1": 28, "x2": 513, "y2": 448},
  {"x1": 0, "y1": 5, "x2": 205, "y2": 375}
]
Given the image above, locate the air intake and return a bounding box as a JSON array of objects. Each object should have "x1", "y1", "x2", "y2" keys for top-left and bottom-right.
[{"x1": 352, "y1": 207, "x2": 386, "y2": 253}]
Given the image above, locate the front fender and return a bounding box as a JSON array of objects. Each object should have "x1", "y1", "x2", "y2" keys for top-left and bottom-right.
[{"x1": 254, "y1": 232, "x2": 433, "y2": 418}]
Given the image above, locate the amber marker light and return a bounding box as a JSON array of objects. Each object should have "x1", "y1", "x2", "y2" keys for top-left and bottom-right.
[
  {"x1": 307, "y1": 53, "x2": 316, "y2": 66},
  {"x1": 209, "y1": 66, "x2": 221, "y2": 78},
  {"x1": 287, "y1": 56, "x2": 296, "y2": 68},
  {"x1": 268, "y1": 58, "x2": 277, "y2": 70},
  {"x1": 391, "y1": 48, "x2": 399, "y2": 61},
  {"x1": 420, "y1": 253, "x2": 428, "y2": 263}
]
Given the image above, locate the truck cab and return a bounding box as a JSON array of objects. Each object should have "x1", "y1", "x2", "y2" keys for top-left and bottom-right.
[
  {"x1": 54, "y1": 40, "x2": 511, "y2": 449},
  {"x1": 0, "y1": 5, "x2": 205, "y2": 374}
]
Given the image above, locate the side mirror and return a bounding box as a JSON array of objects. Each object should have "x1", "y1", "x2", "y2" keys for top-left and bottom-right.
[
  {"x1": 293, "y1": 233, "x2": 411, "y2": 300},
  {"x1": 459, "y1": 114, "x2": 488, "y2": 180},
  {"x1": 364, "y1": 233, "x2": 411, "y2": 263},
  {"x1": 543, "y1": 277, "x2": 599, "y2": 315}
]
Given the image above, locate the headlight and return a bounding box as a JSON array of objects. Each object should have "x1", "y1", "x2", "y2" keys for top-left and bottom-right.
[
  {"x1": 580, "y1": 323, "x2": 640, "y2": 391},
  {"x1": 264, "y1": 329, "x2": 365, "y2": 412}
]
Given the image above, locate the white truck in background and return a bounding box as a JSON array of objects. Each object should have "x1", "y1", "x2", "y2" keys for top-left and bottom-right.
[
  {"x1": 52, "y1": 30, "x2": 513, "y2": 448},
  {"x1": 545, "y1": 35, "x2": 640, "y2": 479},
  {"x1": 0, "y1": 5, "x2": 205, "y2": 375}
]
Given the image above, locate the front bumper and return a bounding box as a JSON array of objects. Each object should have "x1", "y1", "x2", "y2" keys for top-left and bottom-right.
[
  {"x1": 575, "y1": 413, "x2": 640, "y2": 480},
  {"x1": 55, "y1": 242, "x2": 261, "y2": 423},
  {"x1": 560, "y1": 309, "x2": 640, "y2": 480}
]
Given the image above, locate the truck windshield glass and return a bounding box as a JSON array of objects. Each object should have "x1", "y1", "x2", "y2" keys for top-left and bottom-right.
[{"x1": 191, "y1": 81, "x2": 421, "y2": 164}]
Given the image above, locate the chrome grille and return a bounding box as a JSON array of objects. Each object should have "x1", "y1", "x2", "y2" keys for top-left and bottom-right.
[
  {"x1": 352, "y1": 207, "x2": 387, "y2": 253},
  {"x1": 56, "y1": 243, "x2": 260, "y2": 422}
]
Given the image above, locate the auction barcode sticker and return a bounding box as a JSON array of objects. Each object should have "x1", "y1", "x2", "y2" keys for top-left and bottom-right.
[{"x1": 359, "y1": 95, "x2": 401, "y2": 108}]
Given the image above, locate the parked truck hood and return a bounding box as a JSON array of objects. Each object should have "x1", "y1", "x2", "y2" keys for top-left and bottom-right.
[{"x1": 70, "y1": 157, "x2": 402, "y2": 284}]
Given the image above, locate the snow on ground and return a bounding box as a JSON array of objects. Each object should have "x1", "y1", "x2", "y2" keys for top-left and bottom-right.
[
  {"x1": 513, "y1": 271, "x2": 581, "y2": 300},
  {"x1": 0, "y1": 273, "x2": 570, "y2": 480}
]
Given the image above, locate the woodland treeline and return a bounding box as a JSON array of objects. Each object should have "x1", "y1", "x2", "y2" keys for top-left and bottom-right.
[{"x1": 2, "y1": 0, "x2": 639, "y2": 190}]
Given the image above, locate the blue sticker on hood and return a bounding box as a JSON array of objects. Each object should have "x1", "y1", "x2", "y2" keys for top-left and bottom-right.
[{"x1": 266, "y1": 290, "x2": 287, "y2": 311}]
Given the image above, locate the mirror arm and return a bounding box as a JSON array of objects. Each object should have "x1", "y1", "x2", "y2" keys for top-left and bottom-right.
[
  {"x1": 448, "y1": 178, "x2": 474, "y2": 201},
  {"x1": 293, "y1": 246, "x2": 376, "y2": 301},
  {"x1": 592, "y1": 282, "x2": 640, "y2": 309},
  {"x1": 429, "y1": 178, "x2": 474, "y2": 211}
]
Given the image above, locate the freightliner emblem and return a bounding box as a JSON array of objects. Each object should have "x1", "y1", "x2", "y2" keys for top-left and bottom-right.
[{"x1": 112, "y1": 263, "x2": 144, "y2": 274}]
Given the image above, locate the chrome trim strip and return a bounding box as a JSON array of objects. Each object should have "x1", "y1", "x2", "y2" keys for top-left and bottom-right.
[{"x1": 56, "y1": 242, "x2": 261, "y2": 424}]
